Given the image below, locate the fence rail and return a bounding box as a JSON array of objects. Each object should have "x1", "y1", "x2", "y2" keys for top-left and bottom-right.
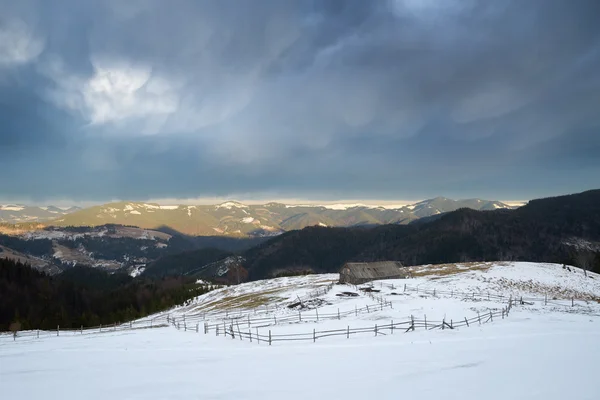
[
  {"x1": 4, "y1": 278, "x2": 593, "y2": 343},
  {"x1": 178, "y1": 307, "x2": 511, "y2": 345},
  {"x1": 369, "y1": 281, "x2": 593, "y2": 307}
]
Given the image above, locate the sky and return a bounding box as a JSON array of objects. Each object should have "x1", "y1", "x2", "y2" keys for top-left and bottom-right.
[{"x1": 1, "y1": 0, "x2": 599, "y2": 205}]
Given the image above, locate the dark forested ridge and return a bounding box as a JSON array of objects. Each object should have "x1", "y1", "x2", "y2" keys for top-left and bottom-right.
[
  {"x1": 243, "y1": 189, "x2": 600, "y2": 279},
  {"x1": 143, "y1": 247, "x2": 233, "y2": 278},
  {"x1": 0, "y1": 258, "x2": 217, "y2": 331}
]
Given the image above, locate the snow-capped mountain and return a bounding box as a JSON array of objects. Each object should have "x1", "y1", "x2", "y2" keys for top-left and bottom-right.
[
  {"x1": 0, "y1": 205, "x2": 82, "y2": 224},
  {"x1": 46, "y1": 198, "x2": 518, "y2": 237}
]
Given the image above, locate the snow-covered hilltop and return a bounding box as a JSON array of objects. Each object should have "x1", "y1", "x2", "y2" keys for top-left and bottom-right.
[{"x1": 2, "y1": 262, "x2": 599, "y2": 400}]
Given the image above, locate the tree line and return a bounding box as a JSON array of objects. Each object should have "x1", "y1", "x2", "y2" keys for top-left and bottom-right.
[{"x1": 0, "y1": 258, "x2": 218, "y2": 331}]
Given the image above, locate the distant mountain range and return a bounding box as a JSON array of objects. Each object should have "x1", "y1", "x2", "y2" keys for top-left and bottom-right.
[
  {"x1": 1, "y1": 190, "x2": 598, "y2": 282},
  {"x1": 0, "y1": 205, "x2": 82, "y2": 224},
  {"x1": 45, "y1": 197, "x2": 516, "y2": 237},
  {"x1": 238, "y1": 189, "x2": 600, "y2": 280}
]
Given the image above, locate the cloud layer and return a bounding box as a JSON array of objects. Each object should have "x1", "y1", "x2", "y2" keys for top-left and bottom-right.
[{"x1": 1, "y1": 0, "x2": 599, "y2": 203}]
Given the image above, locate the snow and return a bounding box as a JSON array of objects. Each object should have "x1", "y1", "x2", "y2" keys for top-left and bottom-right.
[
  {"x1": 0, "y1": 205, "x2": 25, "y2": 211},
  {"x1": 124, "y1": 204, "x2": 135, "y2": 211},
  {"x1": 2, "y1": 312, "x2": 599, "y2": 399},
  {"x1": 285, "y1": 203, "x2": 412, "y2": 210},
  {"x1": 3, "y1": 262, "x2": 600, "y2": 400},
  {"x1": 159, "y1": 205, "x2": 179, "y2": 210},
  {"x1": 320, "y1": 203, "x2": 368, "y2": 210},
  {"x1": 129, "y1": 265, "x2": 146, "y2": 277},
  {"x1": 129, "y1": 210, "x2": 141, "y2": 215},
  {"x1": 241, "y1": 217, "x2": 255, "y2": 223},
  {"x1": 143, "y1": 203, "x2": 160, "y2": 209},
  {"x1": 318, "y1": 222, "x2": 328, "y2": 227},
  {"x1": 216, "y1": 201, "x2": 249, "y2": 210}
]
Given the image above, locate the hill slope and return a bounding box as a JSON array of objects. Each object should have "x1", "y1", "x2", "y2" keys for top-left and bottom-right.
[
  {"x1": 3, "y1": 262, "x2": 599, "y2": 400},
  {"x1": 0, "y1": 205, "x2": 81, "y2": 223},
  {"x1": 241, "y1": 189, "x2": 600, "y2": 279}
]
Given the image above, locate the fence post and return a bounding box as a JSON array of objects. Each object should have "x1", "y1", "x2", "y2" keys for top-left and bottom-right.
[
  {"x1": 433, "y1": 288, "x2": 436, "y2": 297},
  {"x1": 196, "y1": 323, "x2": 199, "y2": 333},
  {"x1": 114, "y1": 322, "x2": 116, "y2": 331},
  {"x1": 316, "y1": 308, "x2": 319, "y2": 321},
  {"x1": 404, "y1": 284, "x2": 406, "y2": 292},
  {"x1": 274, "y1": 316, "x2": 277, "y2": 325},
  {"x1": 367, "y1": 305, "x2": 369, "y2": 313},
  {"x1": 338, "y1": 309, "x2": 340, "y2": 320},
  {"x1": 478, "y1": 312, "x2": 481, "y2": 325},
  {"x1": 256, "y1": 327, "x2": 260, "y2": 344},
  {"x1": 313, "y1": 329, "x2": 316, "y2": 343},
  {"x1": 216, "y1": 325, "x2": 219, "y2": 336},
  {"x1": 424, "y1": 314, "x2": 427, "y2": 329},
  {"x1": 490, "y1": 311, "x2": 493, "y2": 322},
  {"x1": 269, "y1": 330, "x2": 272, "y2": 346},
  {"x1": 249, "y1": 330, "x2": 252, "y2": 343},
  {"x1": 391, "y1": 320, "x2": 394, "y2": 334},
  {"x1": 100, "y1": 324, "x2": 102, "y2": 332},
  {"x1": 299, "y1": 310, "x2": 301, "y2": 322},
  {"x1": 572, "y1": 297, "x2": 574, "y2": 307},
  {"x1": 464, "y1": 317, "x2": 469, "y2": 327},
  {"x1": 347, "y1": 326, "x2": 350, "y2": 339},
  {"x1": 81, "y1": 325, "x2": 83, "y2": 334},
  {"x1": 545, "y1": 293, "x2": 547, "y2": 305},
  {"x1": 375, "y1": 324, "x2": 378, "y2": 336},
  {"x1": 37, "y1": 330, "x2": 39, "y2": 339},
  {"x1": 130, "y1": 321, "x2": 132, "y2": 329},
  {"x1": 57, "y1": 325, "x2": 59, "y2": 336},
  {"x1": 450, "y1": 319, "x2": 453, "y2": 329}
]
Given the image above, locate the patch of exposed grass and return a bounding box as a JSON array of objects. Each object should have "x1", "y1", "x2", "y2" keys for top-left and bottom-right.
[
  {"x1": 197, "y1": 288, "x2": 289, "y2": 311},
  {"x1": 408, "y1": 261, "x2": 503, "y2": 278}
]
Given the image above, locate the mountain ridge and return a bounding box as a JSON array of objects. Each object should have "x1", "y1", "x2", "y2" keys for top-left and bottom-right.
[{"x1": 45, "y1": 198, "x2": 517, "y2": 237}]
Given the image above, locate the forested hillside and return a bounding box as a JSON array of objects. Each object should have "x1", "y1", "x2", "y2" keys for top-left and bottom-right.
[
  {"x1": 0, "y1": 258, "x2": 217, "y2": 331},
  {"x1": 243, "y1": 190, "x2": 600, "y2": 279}
]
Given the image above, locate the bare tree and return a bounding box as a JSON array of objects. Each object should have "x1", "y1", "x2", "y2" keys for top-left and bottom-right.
[
  {"x1": 574, "y1": 250, "x2": 596, "y2": 277},
  {"x1": 9, "y1": 322, "x2": 21, "y2": 341}
]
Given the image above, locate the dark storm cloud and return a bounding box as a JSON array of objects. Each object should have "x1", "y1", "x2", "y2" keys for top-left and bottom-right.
[{"x1": 0, "y1": 0, "x2": 599, "y2": 202}]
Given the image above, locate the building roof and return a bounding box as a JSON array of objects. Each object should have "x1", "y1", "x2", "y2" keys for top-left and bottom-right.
[{"x1": 341, "y1": 261, "x2": 405, "y2": 280}]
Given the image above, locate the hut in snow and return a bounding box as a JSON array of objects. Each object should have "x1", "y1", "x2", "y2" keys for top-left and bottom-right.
[{"x1": 339, "y1": 261, "x2": 408, "y2": 285}]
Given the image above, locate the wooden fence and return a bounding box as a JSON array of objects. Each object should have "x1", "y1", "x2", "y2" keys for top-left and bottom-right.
[
  {"x1": 177, "y1": 307, "x2": 511, "y2": 345},
  {"x1": 4, "y1": 279, "x2": 592, "y2": 342}
]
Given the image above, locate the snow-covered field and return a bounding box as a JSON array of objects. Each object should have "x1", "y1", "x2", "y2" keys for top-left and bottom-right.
[{"x1": 2, "y1": 262, "x2": 600, "y2": 400}]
